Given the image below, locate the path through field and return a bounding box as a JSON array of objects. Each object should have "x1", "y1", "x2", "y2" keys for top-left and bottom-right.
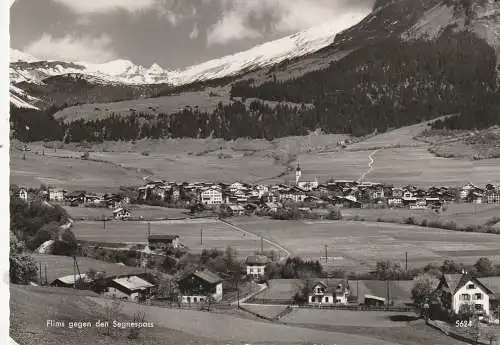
[
  {"x1": 219, "y1": 219, "x2": 292, "y2": 261},
  {"x1": 358, "y1": 149, "x2": 380, "y2": 182}
]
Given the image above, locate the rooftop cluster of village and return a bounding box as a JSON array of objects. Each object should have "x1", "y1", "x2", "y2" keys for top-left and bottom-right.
[{"x1": 11, "y1": 162, "x2": 500, "y2": 220}]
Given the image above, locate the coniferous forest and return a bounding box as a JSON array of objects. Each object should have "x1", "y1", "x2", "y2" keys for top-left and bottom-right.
[{"x1": 10, "y1": 31, "x2": 500, "y2": 143}]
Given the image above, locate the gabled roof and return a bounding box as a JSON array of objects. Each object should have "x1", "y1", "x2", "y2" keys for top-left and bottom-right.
[
  {"x1": 193, "y1": 269, "x2": 223, "y2": 284},
  {"x1": 53, "y1": 273, "x2": 90, "y2": 285},
  {"x1": 112, "y1": 276, "x2": 154, "y2": 291},
  {"x1": 441, "y1": 274, "x2": 494, "y2": 294},
  {"x1": 312, "y1": 279, "x2": 349, "y2": 293},
  {"x1": 245, "y1": 255, "x2": 269, "y2": 265}
]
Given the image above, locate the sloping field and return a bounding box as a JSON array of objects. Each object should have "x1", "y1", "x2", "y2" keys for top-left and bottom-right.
[
  {"x1": 10, "y1": 284, "x2": 217, "y2": 345},
  {"x1": 63, "y1": 205, "x2": 187, "y2": 221},
  {"x1": 10, "y1": 150, "x2": 144, "y2": 192},
  {"x1": 72, "y1": 219, "x2": 273, "y2": 258},
  {"x1": 31, "y1": 254, "x2": 143, "y2": 283},
  {"x1": 343, "y1": 203, "x2": 500, "y2": 228},
  {"x1": 54, "y1": 88, "x2": 230, "y2": 123},
  {"x1": 89, "y1": 297, "x2": 400, "y2": 345},
  {"x1": 231, "y1": 218, "x2": 500, "y2": 271},
  {"x1": 282, "y1": 309, "x2": 415, "y2": 328},
  {"x1": 251, "y1": 279, "x2": 302, "y2": 302},
  {"x1": 12, "y1": 119, "x2": 500, "y2": 189}
]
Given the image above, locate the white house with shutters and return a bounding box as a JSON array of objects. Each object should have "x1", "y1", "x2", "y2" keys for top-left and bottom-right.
[
  {"x1": 308, "y1": 279, "x2": 351, "y2": 305},
  {"x1": 199, "y1": 187, "x2": 223, "y2": 205},
  {"x1": 435, "y1": 273, "x2": 494, "y2": 317}
]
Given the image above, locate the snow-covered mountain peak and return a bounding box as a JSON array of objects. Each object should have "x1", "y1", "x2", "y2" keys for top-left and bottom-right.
[{"x1": 10, "y1": 48, "x2": 40, "y2": 63}]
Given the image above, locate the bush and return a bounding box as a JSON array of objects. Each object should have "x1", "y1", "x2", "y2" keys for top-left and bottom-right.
[
  {"x1": 10, "y1": 254, "x2": 38, "y2": 284},
  {"x1": 52, "y1": 240, "x2": 78, "y2": 256},
  {"x1": 404, "y1": 217, "x2": 416, "y2": 225}
]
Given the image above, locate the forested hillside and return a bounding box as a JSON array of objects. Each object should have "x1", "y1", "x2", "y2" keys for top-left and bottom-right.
[{"x1": 10, "y1": 31, "x2": 500, "y2": 142}]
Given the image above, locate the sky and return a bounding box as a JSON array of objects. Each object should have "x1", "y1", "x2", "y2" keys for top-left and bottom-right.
[{"x1": 10, "y1": 0, "x2": 375, "y2": 69}]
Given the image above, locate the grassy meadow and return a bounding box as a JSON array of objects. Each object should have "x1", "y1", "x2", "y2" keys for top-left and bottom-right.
[
  {"x1": 72, "y1": 219, "x2": 274, "y2": 259},
  {"x1": 231, "y1": 218, "x2": 500, "y2": 272}
]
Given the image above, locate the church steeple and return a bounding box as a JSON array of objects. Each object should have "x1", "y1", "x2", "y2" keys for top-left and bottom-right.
[{"x1": 295, "y1": 160, "x2": 302, "y2": 184}]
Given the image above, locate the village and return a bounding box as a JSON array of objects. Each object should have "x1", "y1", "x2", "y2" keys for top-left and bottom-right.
[
  {"x1": 9, "y1": 160, "x2": 500, "y2": 345},
  {"x1": 11, "y1": 161, "x2": 500, "y2": 221}
]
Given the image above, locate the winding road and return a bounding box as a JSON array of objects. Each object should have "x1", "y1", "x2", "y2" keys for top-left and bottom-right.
[
  {"x1": 218, "y1": 219, "x2": 291, "y2": 261},
  {"x1": 357, "y1": 149, "x2": 380, "y2": 183}
]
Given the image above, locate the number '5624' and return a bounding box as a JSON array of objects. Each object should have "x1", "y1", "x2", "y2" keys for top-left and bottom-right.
[{"x1": 456, "y1": 320, "x2": 472, "y2": 327}]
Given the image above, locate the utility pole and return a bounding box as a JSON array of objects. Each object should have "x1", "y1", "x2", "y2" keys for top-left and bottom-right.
[
  {"x1": 103, "y1": 215, "x2": 106, "y2": 230},
  {"x1": 324, "y1": 244, "x2": 328, "y2": 264},
  {"x1": 148, "y1": 222, "x2": 151, "y2": 237},
  {"x1": 44, "y1": 264, "x2": 48, "y2": 286},
  {"x1": 405, "y1": 251, "x2": 408, "y2": 272},
  {"x1": 200, "y1": 227, "x2": 203, "y2": 245},
  {"x1": 73, "y1": 256, "x2": 77, "y2": 289}
]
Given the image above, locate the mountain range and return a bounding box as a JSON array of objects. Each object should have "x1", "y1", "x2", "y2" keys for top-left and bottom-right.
[
  {"x1": 10, "y1": 0, "x2": 500, "y2": 141},
  {"x1": 9, "y1": 15, "x2": 371, "y2": 110}
]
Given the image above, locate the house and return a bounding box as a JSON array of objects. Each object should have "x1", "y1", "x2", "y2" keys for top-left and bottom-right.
[
  {"x1": 334, "y1": 196, "x2": 362, "y2": 209},
  {"x1": 435, "y1": 273, "x2": 494, "y2": 317},
  {"x1": 178, "y1": 269, "x2": 223, "y2": 303},
  {"x1": 48, "y1": 188, "x2": 66, "y2": 201},
  {"x1": 298, "y1": 179, "x2": 319, "y2": 192},
  {"x1": 280, "y1": 187, "x2": 307, "y2": 203},
  {"x1": 229, "y1": 182, "x2": 245, "y2": 194},
  {"x1": 199, "y1": 187, "x2": 223, "y2": 206},
  {"x1": 148, "y1": 234, "x2": 180, "y2": 249},
  {"x1": 387, "y1": 198, "x2": 403, "y2": 206},
  {"x1": 245, "y1": 255, "x2": 269, "y2": 279},
  {"x1": 224, "y1": 204, "x2": 245, "y2": 216},
  {"x1": 308, "y1": 279, "x2": 350, "y2": 305},
  {"x1": 16, "y1": 187, "x2": 28, "y2": 201},
  {"x1": 51, "y1": 274, "x2": 92, "y2": 288},
  {"x1": 486, "y1": 189, "x2": 500, "y2": 204},
  {"x1": 113, "y1": 207, "x2": 131, "y2": 220},
  {"x1": 262, "y1": 202, "x2": 280, "y2": 213},
  {"x1": 106, "y1": 275, "x2": 154, "y2": 301},
  {"x1": 364, "y1": 294, "x2": 386, "y2": 307}
]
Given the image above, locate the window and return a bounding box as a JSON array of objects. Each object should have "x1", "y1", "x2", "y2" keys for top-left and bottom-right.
[
  {"x1": 467, "y1": 284, "x2": 475, "y2": 289},
  {"x1": 474, "y1": 293, "x2": 482, "y2": 300},
  {"x1": 475, "y1": 304, "x2": 483, "y2": 310},
  {"x1": 461, "y1": 294, "x2": 470, "y2": 301},
  {"x1": 324, "y1": 297, "x2": 329, "y2": 303},
  {"x1": 193, "y1": 297, "x2": 197, "y2": 303}
]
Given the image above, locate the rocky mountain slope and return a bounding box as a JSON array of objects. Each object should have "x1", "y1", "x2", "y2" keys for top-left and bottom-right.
[{"x1": 9, "y1": 13, "x2": 370, "y2": 109}]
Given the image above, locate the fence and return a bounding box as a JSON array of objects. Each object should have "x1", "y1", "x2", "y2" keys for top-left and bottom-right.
[{"x1": 290, "y1": 304, "x2": 415, "y2": 313}]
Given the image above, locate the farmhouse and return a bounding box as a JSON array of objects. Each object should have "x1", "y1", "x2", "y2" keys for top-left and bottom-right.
[
  {"x1": 113, "y1": 207, "x2": 131, "y2": 220},
  {"x1": 148, "y1": 234, "x2": 180, "y2": 249},
  {"x1": 223, "y1": 204, "x2": 245, "y2": 216},
  {"x1": 15, "y1": 187, "x2": 28, "y2": 201},
  {"x1": 178, "y1": 269, "x2": 223, "y2": 303},
  {"x1": 245, "y1": 255, "x2": 269, "y2": 279},
  {"x1": 435, "y1": 273, "x2": 494, "y2": 317},
  {"x1": 51, "y1": 274, "x2": 92, "y2": 288},
  {"x1": 106, "y1": 275, "x2": 154, "y2": 301},
  {"x1": 199, "y1": 187, "x2": 223, "y2": 205},
  {"x1": 308, "y1": 279, "x2": 351, "y2": 305},
  {"x1": 48, "y1": 188, "x2": 66, "y2": 202}
]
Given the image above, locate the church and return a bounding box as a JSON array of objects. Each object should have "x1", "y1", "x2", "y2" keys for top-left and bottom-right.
[{"x1": 294, "y1": 161, "x2": 318, "y2": 191}]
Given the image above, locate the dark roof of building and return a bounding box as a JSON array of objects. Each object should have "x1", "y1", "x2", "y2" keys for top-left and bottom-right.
[
  {"x1": 312, "y1": 279, "x2": 349, "y2": 293},
  {"x1": 193, "y1": 269, "x2": 223, "y2": 284},
  {"x1": 245, "y1": 255, "x2": 269, "y2": 265},
  {"x1": 442, "y1": 274, "x2": 494, "y2": 294},
  {"x1": 148, "y1": 234, "x2": 179, "y2": 241}
]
